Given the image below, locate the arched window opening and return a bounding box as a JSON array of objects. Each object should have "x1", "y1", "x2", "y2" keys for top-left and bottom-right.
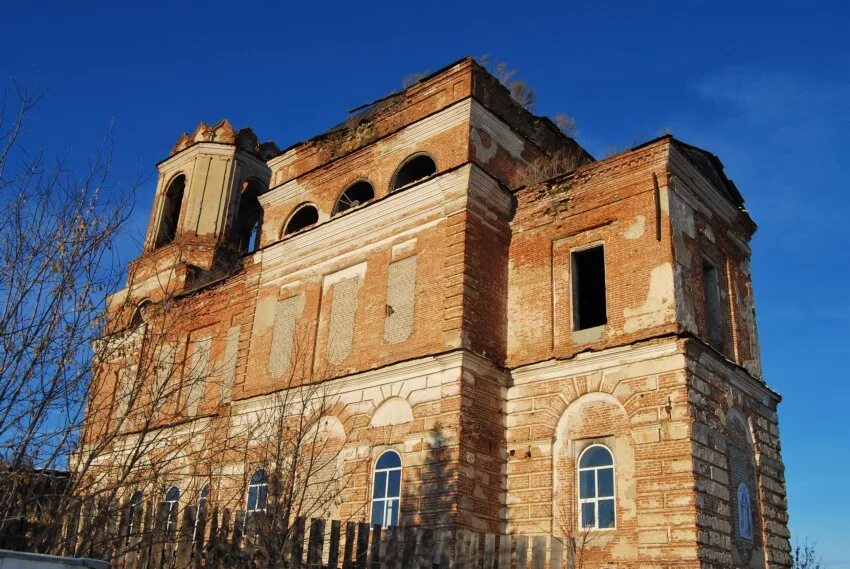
[
  {"x1": 193, "y1": 483, "x2": 209, "y2": 543},
  {"x1": 163, "y1": 485, "x2": 180, "y2": 533},
  {"x1": 197, "y1": 483, "x2": 209, "y2": 511},
  {"x1": 391, "y1": 154, "x2": 436, "y2": 191},
  {"x1": 578, "y1": 444, "x2": 616, "y2": 529},
  {"x1": 246, "y1": 469, "x2": 268, "y2": 513},
  {"x1": 233, "y1": 179, "x2": 265, "y2": 253},
  {"x1": 126, "y1": 490, "x2": 143, "y2": 540},
  {"x1": 371, "y1": 451, "x2": 401, "y2": 527},
  {"x1": 283, "y1": 204, "x2": 319, "y2": 236},
  {"x1": 334, "y1": 180, "x2": 375, "y2": 214},
  {"x1": 130, "y1": 299, "x2": 152, "y2": 328},
  {"x1": 157, "y1": 175, "x2": 186, "y2": 247}
]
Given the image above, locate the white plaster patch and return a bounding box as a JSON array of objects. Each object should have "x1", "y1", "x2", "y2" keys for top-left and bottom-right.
[
  {"x1": 268, "y1": 295, "x2": 303, "y2": 379},
  {"x1": 470, "y1": 127, "x2": 497, "y2": 164},
  {"x1": 391, "y1": 238, "x2": 417, "y2": 259},
  {"x1": 470, "y1": 101, "x2": 528, "y2": 160},
  {"x1": 674, "y1": 264, "x2": 699, "y2": 334},
  {"x1": 384, "y1": 255, "x2": 417, "y2": 343},
  {"x1": 573, "y1": 324, "x2": 605, "y2": 345},
  {"x1": 326, "y1": 276, "x2": 362, "y2": 365},
  {"x1": 310, "y1": 415, "x2": 346, "y2": 440},
  {"x1": 623, "y1": 262, "x2": 676, "y2": 333},
  {"x1": 323, "y1": 262, "x2": 368, "y2": 291},
  {"x1": 253, "y1": 295, "x2": 277, "y2": 332},
  {"x1": 370, "y1": 397, "x2": 414, "y2": 427},
  {"x1": 185, "y1": 335, "x2": 211, "y2": 415},
  {"x1": 220, "y1": 325, "x2": 240, "y2": 402},
  {"x1": 258, "y1": 177, "x2": 313, "y2": 207},
  {"x1": 668, "y1": 190, "x2": 695, "y2": 238},
  {"x1": 624, "y1": 215, "x2": 646, "y2": 240}
]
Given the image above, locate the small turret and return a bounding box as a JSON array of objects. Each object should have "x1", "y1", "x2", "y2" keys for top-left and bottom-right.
[{"x1": 134, "y1": 120, "x2": 280, "y2": 294}]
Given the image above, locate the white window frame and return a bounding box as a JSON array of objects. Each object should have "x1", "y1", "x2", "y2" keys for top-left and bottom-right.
[
  {"x1": 371, "y1": 450, "x2": 402, "y2": 528},
  {"x1": 163, "y1": 485, "x2": 180, "y2": 534},
  {"x1": 193, "y1": 483, "x2": 209, "y2": 543},
  {"x1": 246, "y1": 469, "x2": 268, "y2": 514},
  {"x1": 126, "y1": 490, "x2": 143, "y2": 541},
  {"x1": 577, "y1": 444, "x2": 617, "y2": 530}
]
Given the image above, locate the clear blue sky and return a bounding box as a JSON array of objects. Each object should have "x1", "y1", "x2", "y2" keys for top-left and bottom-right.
[{"x1": 3, "y1": 1, "x2": 848, "y2": 565}]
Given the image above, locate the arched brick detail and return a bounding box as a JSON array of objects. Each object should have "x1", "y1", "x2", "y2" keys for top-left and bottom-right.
[
  {"x1": 726, "y1": 406, "x2": 765, "y2": 568},
  {"x1": 323, "y1": 400, "x2": 354, "y2": 429},
  {"x1": 371, "y1": 396, "x2": 414, "y2": 428},
  {"x1": 552, "y1": 393, "x2": 636, "y2": 556}
]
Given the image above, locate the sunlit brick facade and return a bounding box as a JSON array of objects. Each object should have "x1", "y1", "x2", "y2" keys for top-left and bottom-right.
[{"x1": 90, "y1": 58, "x2": 791, "y2": 568}]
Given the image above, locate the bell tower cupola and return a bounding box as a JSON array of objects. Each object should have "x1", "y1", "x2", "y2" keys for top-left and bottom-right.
[{"x1": 135, "y1": 120, "x2": 280, "y2": 294}]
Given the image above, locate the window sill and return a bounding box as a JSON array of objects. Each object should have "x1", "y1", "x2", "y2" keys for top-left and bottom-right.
[{"x1": 572, "y1": 324, "x2": 606, "y2": 345}]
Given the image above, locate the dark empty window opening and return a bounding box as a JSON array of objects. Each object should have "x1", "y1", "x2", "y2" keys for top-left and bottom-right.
[
  {"x1": 335, "y1": 180, "x2": 375, "y2": 214},
  {"x1": 391, "y1": 154, "x2": 436, "y2": 191},
  {"x1": 233, "y1": 179, "x2": 264, "y2": 253},
  {"x1": 702, "y1": 259, "x2": 723, "y2": 346},
  {"x1": 156, "y1": 175, "x2": 185, "y2": 247},
  {"x1": 572, "y1": 245, "x2": 607, "y2": 330},
  {"x1": 284, "y1": 204, "x2": 319, "y2": 236},
  {"x1": 130, "y1": 299, "x2": 152, "y2": 328}
]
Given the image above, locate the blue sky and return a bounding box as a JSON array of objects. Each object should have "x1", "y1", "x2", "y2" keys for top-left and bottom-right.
[{"x1": 3, "y1": 0, "x2": 848, "y2": 564}]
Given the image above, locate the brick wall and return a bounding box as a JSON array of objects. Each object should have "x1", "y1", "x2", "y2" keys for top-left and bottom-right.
[{"x1": 86, "y1": 59, "x2": 791, "y2": 569}]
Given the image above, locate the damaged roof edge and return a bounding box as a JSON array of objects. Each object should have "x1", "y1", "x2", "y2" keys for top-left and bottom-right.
[
  {"x1": 273, "y1": 56, "x2": 588, "y2": 168},
  {"x1": 523, "y1": 134, "x2": 748, "y2": 212},
  {"x1": 277, "y1": 57, "x2": 477, "y2": 158}
]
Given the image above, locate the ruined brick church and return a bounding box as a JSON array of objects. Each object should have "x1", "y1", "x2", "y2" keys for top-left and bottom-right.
[{"x1": 92, "y1": 58, "x2": 791, "y2": 567}]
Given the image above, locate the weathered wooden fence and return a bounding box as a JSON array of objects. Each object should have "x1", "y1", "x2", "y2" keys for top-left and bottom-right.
[{"x1": 1, "y1": 499, "x2": 574, "y2": 569}]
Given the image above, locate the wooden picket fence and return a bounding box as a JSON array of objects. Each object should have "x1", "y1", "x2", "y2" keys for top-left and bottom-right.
[{"x1": 1, "y1": 498, "x2": 575, "y2": 569}]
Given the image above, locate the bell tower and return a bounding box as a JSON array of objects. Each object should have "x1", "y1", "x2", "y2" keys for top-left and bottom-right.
[{"x1": 134, "y1": 120, "x2": 279, "y2": 295}]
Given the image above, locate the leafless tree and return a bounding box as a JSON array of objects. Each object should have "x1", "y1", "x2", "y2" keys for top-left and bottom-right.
[
  {"x1": 402, "y1": 71, "x2": 430, "y2": 89},
  {"x1": 0, "y1": 85, "x2": 351, "y2": 563},
  {"x1": 545, "y1": 497, "x2": 602, "y2": 569},
  {"x1": 792, "y1": 540, "x2": 821, "y2": 569},
  {"x1": 0, "y1": 80, "x2": 133, "y2": 548},
  {"x1": 553, "y1": 113, "x2": 578, "y2": 138}
]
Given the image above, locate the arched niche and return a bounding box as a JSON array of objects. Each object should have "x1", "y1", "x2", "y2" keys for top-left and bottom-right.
[
  {"x1": 370, "y1": 397, "x2": 414, "y2": 428},
  {"x1": 726, "y1": 406, "x2": 765, "y2": 567},
  {"x1": 552, "y1": 392, "x2": 634, "y2": 542},
  {"x1": 309, "y1": 415, "x2": 346, "y2": 441}
]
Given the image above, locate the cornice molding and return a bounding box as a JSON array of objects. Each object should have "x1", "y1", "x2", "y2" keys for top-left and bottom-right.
[
  {"x1": 686, "y1": 343, "x2": 780, "y2": 406},
  {"x1": 510, "y1": 340, "x2": 683, "y2": 385},
  {"x1": 255, "y1": 166, "x2": 470, "y2": 274}
]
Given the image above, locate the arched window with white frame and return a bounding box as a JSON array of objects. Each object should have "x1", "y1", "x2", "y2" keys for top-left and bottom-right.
[
  {"x1": 578, "y1": 444, "x2": 616, "y2": 529},
  {"x1": 126, "y1": 490, "x2": 143, "y2": 542},
  {"x1": 371, "y1": 451, "x2": 401, "y2": 527},
  {"x1": 163, "y1": 485, "x2": 180, "y2": 533},
  {"x1": 246, "y1": 469, "x2": 268, "y2": 513},
  {"x1": 193, "y1": 483, "x2": 209, "y2": 543}
]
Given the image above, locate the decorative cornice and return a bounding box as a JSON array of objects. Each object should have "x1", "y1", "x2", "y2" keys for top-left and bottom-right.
[
  {"x1": 510, "y1": 340, "x2": 683, "y2": 385},
  {"x1": 686, "y1": 342, "x2": 781, "y2": 406},
  {"x1": 256, "y1": 166, "x2": 471, "y2": 278},
  {"x1": 169, "y1": 119, "x2": 280, "y2": 160},
  {"x1": 668, "y1": 146, "x2": 744, "y2": 227}
]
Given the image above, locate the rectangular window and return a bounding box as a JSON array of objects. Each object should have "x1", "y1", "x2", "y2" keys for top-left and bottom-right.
[
  {"x1": 572, "y1": 245, "x2": 607, "y2": 330},
  {"x1": 702, "y1": 259, "x2": 723, "y2": 346}
]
